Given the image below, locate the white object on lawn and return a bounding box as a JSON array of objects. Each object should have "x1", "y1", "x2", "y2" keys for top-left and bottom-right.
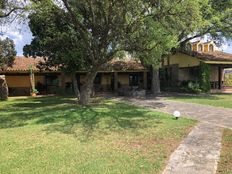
[{"x1": 173, "y1": 111, "x2": 181, "y2": 120}]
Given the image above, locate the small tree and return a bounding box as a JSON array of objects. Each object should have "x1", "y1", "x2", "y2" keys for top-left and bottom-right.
[
  {"x1": 29, "y1": 65, "x2": 38, "y2": 96},
  {"x1": 0, "y1": 37, "x2": 16, "y2": 70},
  {"x1": 133, "y1": 21, "x2": 178, "y2": 94},
  {"x1": 0, "y1": 37, "x2": 16, "y2": 100}
]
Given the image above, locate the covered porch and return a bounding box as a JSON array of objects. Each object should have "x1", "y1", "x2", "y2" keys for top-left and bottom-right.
[
  {"x1": 190, "y1": 51, "x2": 232, "y2": 93},
  {"x1": 208, "y1": 63, "x2": 232, "y2": 93},
  {"x1": 59, "y1": 70, "x2": 149, "y2": 95}
]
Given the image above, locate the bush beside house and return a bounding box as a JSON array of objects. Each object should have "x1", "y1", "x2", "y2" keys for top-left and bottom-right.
[{"x1": 224, "y1": 73, "x2": 232, "y2": 86}]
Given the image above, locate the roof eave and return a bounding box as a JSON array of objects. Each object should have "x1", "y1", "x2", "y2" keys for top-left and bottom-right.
[{"x1": 203, "y1": 61, "x2": 232, "y2": 65}]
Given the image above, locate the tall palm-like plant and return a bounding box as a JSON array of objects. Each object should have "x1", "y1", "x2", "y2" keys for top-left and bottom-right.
[{"x1": 29, "y1": 65, "x2": 38, "y2": 96}]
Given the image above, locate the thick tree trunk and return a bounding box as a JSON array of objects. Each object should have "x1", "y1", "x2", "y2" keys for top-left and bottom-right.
[
  {"x1": 151, "y1": 66, "x2": 161, "y2": 95},
  {"x1": 71, "y1": 74, "x2": 80, "y2": 100},
  {"x1": 79, "y1": 71, "x2": 97, "y2": 105},
  {"x1": 0, "y1": 75, "x2": 8, "y2": 100}
]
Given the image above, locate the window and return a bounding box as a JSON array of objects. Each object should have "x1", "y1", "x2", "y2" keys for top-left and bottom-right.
[
  {"x1": 94, "y1": 73, "x2": 102, "y2": 84},
  {"x1": 186, "y1": 43, "x2": 192, "y2": 52},
  {"x1": 129, "y1": 74, "x2": 139, "y2": 86},
  {"x1": 46, "y1": 75, "x2": 59, "y2": 86},
  {"x1": 198, "y1": 44, "x2": 203, "y2": 52},
  {"x1": 209, "y1": 44, "x2": 214, "y2": 52}
]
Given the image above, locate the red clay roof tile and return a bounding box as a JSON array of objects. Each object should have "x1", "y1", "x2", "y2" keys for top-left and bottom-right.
[
  {"x1": 4, "y1": 57, "x2": 45, "y2": 72},
  {"x1": 190, "y1": 51, "x2": 232, "y2": 62},
  {"x1": 1, "y1": 57, "x2": 146, "y2": 72}
]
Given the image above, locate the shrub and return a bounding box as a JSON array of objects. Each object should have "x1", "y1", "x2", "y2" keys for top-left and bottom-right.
[
  {"x1": 181, "y1": 81, "x2": 202, "y2": 94},
  {"x1": 187, "y1": 81, "x2": 202, "y2": 93},
  {"x1": 224, "y1": 74, "x2": 232, "y2": 86},
  {"x1": 199, "y1": 62, "x2": 211, "y2": 92}
]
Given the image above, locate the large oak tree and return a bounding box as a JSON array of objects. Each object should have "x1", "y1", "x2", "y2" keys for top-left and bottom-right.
[
  {"x1": 24, "y1": 0, "x2": 232, "y2": 104},
  {"x1": 24, "y1": 0, "x2": 179, "y2": 105}
]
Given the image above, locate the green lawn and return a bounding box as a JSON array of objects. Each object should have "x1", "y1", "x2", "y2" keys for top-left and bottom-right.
[
  {"x1": 0, "y1": 96, "x2": 196, "y2": 174},
  {"x1": 217, "y1": 129, "x2": 232, "y2": 174},
  {"x1": 166, "y1": 94, "x2": 232, "y2": 108}
]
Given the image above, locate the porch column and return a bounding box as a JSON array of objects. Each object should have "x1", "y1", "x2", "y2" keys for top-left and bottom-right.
[
  {"x1": 143, "y1": 71, "x2": 147, "y2": 90},
  {"x1": 114, "y1": 72, "x2": 118, "y2": 92},
  {"x1": 167, "y1": 56, "x2": 171, "y2": 87},
  {"x1": 59, "y1": 72, "x2": 66, "y2": 89},
  {"x1": 218, "y1": 66, "x2": 222, "y2": 89}
]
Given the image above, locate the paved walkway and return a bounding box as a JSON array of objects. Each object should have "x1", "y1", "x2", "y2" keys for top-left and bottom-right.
[
  {"x1": 124, "y1": 98, "x2": 232, "y2": 174},
  {"x1": 163, "y1": 123, "x2": 222, "y2": 174},
  {"x1": 127, "y1": 98, "x2": 232, "y2": 129}
]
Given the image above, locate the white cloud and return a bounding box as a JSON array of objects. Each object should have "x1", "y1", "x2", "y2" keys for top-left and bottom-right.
[
  {"x1": 0, "y1": 19, "x2": 33, "y2": 56},
  {"x1": 0, "y1": 35, "x2": 8, "y2": 40},
  {"x1": 224, "y1": 40, "x2": 232, "y2": 54},
  {"x1": 220, "y1": 43, "x2": 228, "y2": 50}
]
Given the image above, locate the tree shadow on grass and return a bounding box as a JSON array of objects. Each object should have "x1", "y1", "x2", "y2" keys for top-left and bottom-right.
[
  {"x1": 0, "y1": 96, "x2": 163, "y2": 140},
  {"x1": 12, "y1": 96, "x2": 75, "y2": 107},
  {"x1": 44, "y1": 102, "x2": 159, "y2": 141},
  {"x1": 123, "y1": 97, "x2": 167, "y2": 109},
  {"x1": 45, "y1": 107, "x2": 101, "y2": 141},
  {"x1": 0, "y1": 96, "x2": 76, "y2": 128},
  {"x1": 168, "y1": 95, "x2": 221, "y2": 100}
]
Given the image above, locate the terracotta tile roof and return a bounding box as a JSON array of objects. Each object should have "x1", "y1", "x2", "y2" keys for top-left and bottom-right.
[
  {"x1": 190, "y1": 51, "x2": 232, "y2": 62},
  {"x1": 3, "y1": 56, "x2": 45, "y2": 72},
  {"x1": 103, "y1": 60, "x2": 146, "y2": 71},
  {"x1": 1, "y1": 57, "x2": 146, "y2": 72}
]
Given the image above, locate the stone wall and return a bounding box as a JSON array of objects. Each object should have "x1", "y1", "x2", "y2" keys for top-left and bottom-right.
[{"x1": 0, "y1": 75, "x2": 9, "y2": 100}]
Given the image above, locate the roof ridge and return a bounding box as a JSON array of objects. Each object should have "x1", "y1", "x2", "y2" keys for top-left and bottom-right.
[{"x1": 187, "y1": 50, "x2": 232, "y2": 62}]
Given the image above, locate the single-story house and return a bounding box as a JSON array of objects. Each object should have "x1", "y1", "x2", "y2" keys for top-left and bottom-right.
[
  {"x1": 1, "y1": 40, "x2": 232, "y2": 96},
  {"x1": 161, "y1": 41, "x2": 232, "y2": 92},
  {"x1": 0, "y1": 57, "x2": 149, "y2": 96}
]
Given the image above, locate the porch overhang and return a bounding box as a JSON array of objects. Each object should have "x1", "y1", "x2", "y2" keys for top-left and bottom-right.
[
  {"x1": 204, "y1": 62, "x2": 232, "y2": 91},
  {"x1": 203, "y1": 61, "x2": 232, "y2": 65}
]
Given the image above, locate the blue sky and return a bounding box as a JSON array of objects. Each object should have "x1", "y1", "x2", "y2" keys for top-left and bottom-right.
[
  {"x1": 0, "y1": 20, "x2": 33, "y2": 56},
  {"x1": 225, "y1": 40, "x2": 232, "y2": 53},
  {"x1": 1, "y1": 21, "x2": 232, "y2": 55}
]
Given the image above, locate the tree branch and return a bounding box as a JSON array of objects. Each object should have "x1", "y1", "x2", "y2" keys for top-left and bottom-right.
[
  {"x1": 179, "y1": 27, "x2": 213, "y2": 45},
  {"x1": 0, "y1": 7, "x2": 24, "y2": 18}
]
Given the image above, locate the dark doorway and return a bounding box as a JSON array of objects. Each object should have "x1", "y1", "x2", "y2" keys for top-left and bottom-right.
[
  {"x1": 129, "y1": 73, "x2": 139, "y2": 86},
  {"x1": 45, "y1": 74, "x2": 59, "y2": 94}
]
